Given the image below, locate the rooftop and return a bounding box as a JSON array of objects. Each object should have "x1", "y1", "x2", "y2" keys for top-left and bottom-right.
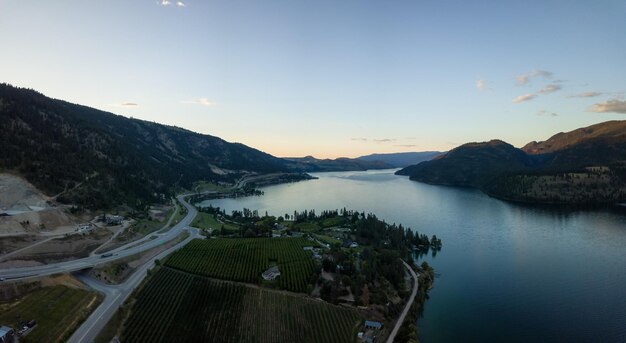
[
  {"x1": 0, "y1": 326, "x2": 13, "y2": 336},
  {"x1": 364, "y1": 320, "x2": 383, "y2": 328}
]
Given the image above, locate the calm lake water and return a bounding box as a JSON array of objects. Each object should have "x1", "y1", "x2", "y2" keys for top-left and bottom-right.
[{"x1": 200, "y1": 169, "x2": 626, "y2": 343}]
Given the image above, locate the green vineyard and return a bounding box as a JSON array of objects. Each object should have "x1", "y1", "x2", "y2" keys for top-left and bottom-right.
[
  {"x1": 121, "y1": 268, "x2": 362, "y2": 343},
  {"x1": 165, "y1": 237, "x2": 317, "y2": 293}
]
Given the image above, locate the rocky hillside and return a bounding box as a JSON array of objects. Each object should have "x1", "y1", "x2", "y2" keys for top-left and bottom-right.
[{"x1": 0, "y1": 84, "x2": 299, "y2": 209}]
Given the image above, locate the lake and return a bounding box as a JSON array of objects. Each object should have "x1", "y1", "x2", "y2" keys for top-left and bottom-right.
[{"x1": 199, "y1": 169, "x2": 626, "y2": 343}]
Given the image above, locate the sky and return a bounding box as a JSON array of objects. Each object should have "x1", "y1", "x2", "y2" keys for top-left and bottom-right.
[{"x1": 1, "y1": 0, "x2": 625, "y2": 158}]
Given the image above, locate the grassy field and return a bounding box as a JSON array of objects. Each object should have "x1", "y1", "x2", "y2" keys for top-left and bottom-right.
[
  {"x1": 320, "y1": 216, "x2": 347, "y2": 228},
  {"x1": 192, "y1": 212, "x2": 239, "y2": 233},
  {"x1": 314, "y1": 233, "x2": 342, "y2": 246},
  {"x1": 167, "y1": 202, "x2": 188, "y2": 229},
  {"x1": 0, "y1": 285, "x2": 101, "y2": 343},
  {"x1": 165, "y1": 237, "x2": 318, "y2": 293},
  {"x1": 192, "y1": 180, "x2": 232, "y2": 193},
  {"x1": 292, "y1": 222, "x2": 321, "y2": 232},
  {"x1": 121, "y1": 268, "x2": 362, "y2": 343}
]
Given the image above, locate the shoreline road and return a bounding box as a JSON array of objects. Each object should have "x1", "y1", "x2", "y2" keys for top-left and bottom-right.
[
  {"x1": 67, "y1": 227, "x2": 199, "y2": 343},
  {"x1": 0, "y1": 194, "x2": 197, "y2": 282},
  {"x1": 386, "y1": 260, "x2": 419, "y2": 343}
]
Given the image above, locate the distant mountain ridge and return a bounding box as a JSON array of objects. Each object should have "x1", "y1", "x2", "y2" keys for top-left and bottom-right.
[
  {"x1": 0, "y1": 84, "x2": 304, "y2": 209},
  {"x1": 356, "y1": 151, "x2": 443, "y2": 168},
  {"x1": 397, "y1": 121, "x2": 626, "y2": 205},
  {"x1": 285, "y1": 151, "x2": 443, "y2": 172},
  {"x1": 285, "y1": 156, "x2": 393, "y2": 172}
]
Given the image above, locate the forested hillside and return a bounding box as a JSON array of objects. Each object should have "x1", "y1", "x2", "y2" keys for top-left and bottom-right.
[
  {"x1": 0, "y1": 84, "x2": 296, "y2": 209},
  {"x1": 397, "y1": 121, "x2": 626, "y2": 205}
]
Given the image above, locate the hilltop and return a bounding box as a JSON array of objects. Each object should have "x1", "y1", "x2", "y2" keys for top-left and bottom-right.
[{"x1": 397, "y1": 121, "x2": 626, "y2": 205}]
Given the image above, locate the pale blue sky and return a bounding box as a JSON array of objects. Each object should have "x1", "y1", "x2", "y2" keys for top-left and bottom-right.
[{"x1": 1, "y1": 0, "x2": 624, "y2": 158}]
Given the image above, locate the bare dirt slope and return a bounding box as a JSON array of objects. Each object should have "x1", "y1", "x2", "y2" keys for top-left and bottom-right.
[{"x1": 0, "y1": 173, "x2": 82, "y2": 235}]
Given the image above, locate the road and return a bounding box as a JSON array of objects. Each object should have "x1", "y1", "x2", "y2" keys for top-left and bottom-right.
[
  {"x1": 0, "y1": 194, "x2": 197, "y2": 282},
  {"x1": 67, "y1": 226, "x2": 200, "y2": 343},
  {"x1": 386, "y1": 261, "x2": 419, "y2": 343}
]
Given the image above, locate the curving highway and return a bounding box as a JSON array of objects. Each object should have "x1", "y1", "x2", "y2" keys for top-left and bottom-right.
[
  {"x1": 67, "y1": 226, "x2": 200, "y2": 343},
  {"x1": 0, "y1": 194, "x2": 197, "y2": 282}
]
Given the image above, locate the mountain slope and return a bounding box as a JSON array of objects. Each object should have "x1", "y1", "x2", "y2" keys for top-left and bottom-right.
[
  {"x1": 522, "y1": 121, "x2": 626, "y2": 155},
  {"x1": 396, "y1": 140, "x2": 537, "y2": 188},
  {"x1": 397, "y1": 121, "x2": 626, "y2": 205},
  {"x1": 0, "y1": 84, "x2": 296, "y2": 209},
  {"x1": 356, "y1": 151, "x2": 443, "y2": 168}
]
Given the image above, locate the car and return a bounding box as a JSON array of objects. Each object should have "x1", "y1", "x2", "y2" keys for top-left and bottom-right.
[{"x1": 0, "y1": 277, "x2": 6, "y2": 282}]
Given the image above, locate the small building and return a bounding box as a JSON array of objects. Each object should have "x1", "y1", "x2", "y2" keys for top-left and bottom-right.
[
  {"x1": 106, "y1": 215, "x2": 123, "y2": 226},
  {"x1": 303, "y1": 246, "x2": 314, "y2": 251},
  {"x1": 342, "y1": 239, "x2": 359, "y2": 248},
  {"x1": 364, "y1": 320, "x2": 383, "y2": 330},
  {"x1": 0, "y1": 326, "x2": 14, "y2": 343},
  {"x1": 261, "y1": 266, "x2": 281, "y2": 280}
]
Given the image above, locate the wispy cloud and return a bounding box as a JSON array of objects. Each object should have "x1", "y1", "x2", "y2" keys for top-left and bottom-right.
[
  {"x1": 476, "y1": 79, "x2": 488, "y2": 92},
  {"x1": 181, "y1": 98, "x2": 217, "y2": 106},
  {"x1": 537, "y1": 84, "x2": 562, "y2": 94},
  {"x1": 350, "y1": 138, "x2": 368, "y2": 142},
  {"x1": 373, "y1": 138, "x2": 396, "y2": 143},
  {"x1": 516, "y1": 70, "x2": 553, "y2": 85},
  {"x1": 159, "y1": 0, "x2": 172, "y2": 6},
  {"x1": 567, "y1": 91, "x2": 624, "y2": 98},
  {"x1": 512, "y1": 94, "x2": 536, "y2": 103},
  {"x1": 537, "y1": 110, "x2": 558, "y2": 117},
  {"x1": 567, "y1": 91, "x2": 604, "y2": 98},
  {"x1": 108, "y1": 102, "x2": 139, "y2": 108},
  {"x1": 588, "y1": 99, "x2": 626, "y2": 114},
  {"x1": 394, "y1": 144, "x2": 418, "y2": 148},
  {"x1": 176, "y1": 1, "x2": 186, "y2": 7}
]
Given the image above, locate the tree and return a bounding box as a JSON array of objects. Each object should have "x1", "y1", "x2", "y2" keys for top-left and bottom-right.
[{"x1": 361, "y1": 284, "x2": 370, "y2": 306}]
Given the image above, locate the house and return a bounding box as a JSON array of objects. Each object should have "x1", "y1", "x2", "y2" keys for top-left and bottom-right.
[
  {"x1": 364, "y1": 320, "x2": 383, "y2": 330},
  {"x1": 261, "y1": 266, "x2": 281, "y2": 280},
  {"x1": 0, "y1": 326, "x2": 14, "y2": 343},
  {"x1": 303, "y1": 246, "x2": 314, "y2": 251},
  {"x1": 106, "y1": 215, "x2": 123, "y2": 226},
  {"x1": 342, "y1": 239, "x2": 359, "y2": 248},
  {"x1": 77, "y1": 223, "x2": 94, "y2": 234}
]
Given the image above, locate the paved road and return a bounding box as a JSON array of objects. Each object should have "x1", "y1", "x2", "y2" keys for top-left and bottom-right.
[
  {"x1": 67, "y1": 226, "x2": 200, "y2": 343},
  {"x1": 386, "y1": 261, "x2": 419, "y2": 343},
  {"x1": 0, "y1": 194, "x2": 197, "y2": 282}
]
